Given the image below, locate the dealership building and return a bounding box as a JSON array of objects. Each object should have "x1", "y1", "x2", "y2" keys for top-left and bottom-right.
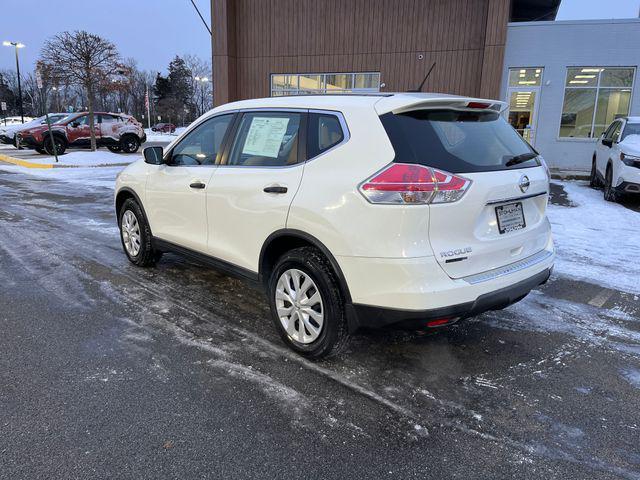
[{"x1": 211, "y1": 0, "x2": 639, "y2": 171}]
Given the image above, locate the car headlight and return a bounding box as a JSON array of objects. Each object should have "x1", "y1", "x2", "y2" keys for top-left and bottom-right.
[{"x1": 621, "y1": 152, "x2": 640, "y2": 167}]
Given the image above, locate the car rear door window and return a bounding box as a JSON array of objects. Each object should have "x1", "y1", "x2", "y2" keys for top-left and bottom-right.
[
  {"x1": 226, "y1": 112, "x2": 302, "y2": 167},
  {"x1": 307, "y1": 113, "x2": 344, "y2": 158},
  {"x1": 169, "y1": 114, "x2": 234, "y2": 166},
  {"x1": 380, "y1": 109, "x2": 540, "y2": 173}
]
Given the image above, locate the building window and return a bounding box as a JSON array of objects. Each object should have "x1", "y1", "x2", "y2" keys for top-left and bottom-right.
[
  {"x1": 508, "y1": 67, "x2": 543, "y2": 87},
  {"x1": 506, "y1": 68, "x2": 544, "y2": 145},
  {"x1": 271, "y1": 72, "x2": 380, "y2": 96},
  {"x1": 559, "y1": 67, "x2": 634, "y2": 139}
]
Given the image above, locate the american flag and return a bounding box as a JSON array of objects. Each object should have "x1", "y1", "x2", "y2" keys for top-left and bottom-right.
[{"x1": 144, "y1": 87, "x2": 149, "y2": 110}]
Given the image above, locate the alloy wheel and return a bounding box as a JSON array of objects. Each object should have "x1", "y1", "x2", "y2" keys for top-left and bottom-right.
[
  {"x1": 275, "y1": 268, "x2": 324, "y2": 344},
  {"x1": 123, "y1": 137, "x2": 139, "y2": 153},
  {"x1": 121, "y1": 210, "x2": 141, "y2": 256}
]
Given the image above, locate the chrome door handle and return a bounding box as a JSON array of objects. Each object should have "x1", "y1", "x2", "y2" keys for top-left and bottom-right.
[
  {"x1": 190, "y1": 182, "x2": 206, "y2": 189},
  {"x1": 263, "y1": 185, "x2": 288, "y2": 194}
]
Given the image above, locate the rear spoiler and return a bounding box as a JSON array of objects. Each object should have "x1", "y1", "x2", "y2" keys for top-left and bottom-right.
[
  {"x1": 375, "y1": 95, "x2": 507, "y2": 115},
  {"x1": 392, "y1": 99, "x2": 506, "y2": 115}
]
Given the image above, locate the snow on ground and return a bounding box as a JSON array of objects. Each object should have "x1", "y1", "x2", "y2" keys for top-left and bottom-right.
[
  {"x1": 20, "y1": 150, "x2": 137, "y2": 167},
  {"x1": 0, "y1": 163, "x2": 123, "y2": 189},
  {"x1": 144, "y1": 127, "x2": 187, "y2": 143},
  {"x1": 548, "y1": 181, "x2": 640, "y2": 295}
]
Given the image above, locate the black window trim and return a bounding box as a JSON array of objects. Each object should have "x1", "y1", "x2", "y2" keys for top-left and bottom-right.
[
  {"x1": 163, "y1": 111, "x2": 238, "y2": 167},
  {"x1": 218, "y1": 108, "x2": 309, "y2": 169}
]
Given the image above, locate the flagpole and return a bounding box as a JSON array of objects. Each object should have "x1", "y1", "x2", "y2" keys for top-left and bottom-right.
[{"x1": 145, "y1": 86, "x2": 151, "y2": 131}]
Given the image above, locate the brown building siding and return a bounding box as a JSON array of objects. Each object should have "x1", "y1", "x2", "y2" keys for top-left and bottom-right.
[{"x1": 212, "y1": 0, "x2": 511, "y2": 106}]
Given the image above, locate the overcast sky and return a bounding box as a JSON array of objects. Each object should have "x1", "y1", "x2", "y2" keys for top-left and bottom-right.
[
  {"x1": 1, "y1": 0, "x2": 639, "y2": 75},
  {"x1": 0, "y1": 0, "x2": 212, "y2": 74}
]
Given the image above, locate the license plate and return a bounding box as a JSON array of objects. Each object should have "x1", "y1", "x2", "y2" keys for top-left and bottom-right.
[{"x1": 495, "y1": 202, "x2": 526, "y2": 234}]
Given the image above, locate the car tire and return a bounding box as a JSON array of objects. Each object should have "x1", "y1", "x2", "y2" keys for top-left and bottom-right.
[
  {"x1": 603, "y1": 164, "x2": 619, "y2": 203},
  {"x1": 589, "y1": 158, "x2": 600, "y2": 189},
  {"x1": 35, "y1": 148, "x2": 46, "y2": 155},
  {"x1": 120, "y1": 135, "x2": 140, "y2": 154},
  {"x1": 43, "y1": 135, "x2": 66, "y2": 155},
  {"x1": 268, "y1": 246, "x2": 350, "y2": 359},
  {"x1": 118, "y1": 198, "x2": 162, "y2": 267},
  {"x1": 107, "y1": 145, "x2": 122, "y2": 153}
]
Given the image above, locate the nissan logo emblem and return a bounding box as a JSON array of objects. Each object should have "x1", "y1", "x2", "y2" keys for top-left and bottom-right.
[{"x1": 519, "y1": 175, "x2": 530, "y2": 193}]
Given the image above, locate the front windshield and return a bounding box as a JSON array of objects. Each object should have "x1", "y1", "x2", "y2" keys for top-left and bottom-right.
[
  {"x1": 54, "y1": 113, "x2": 80, "y2": 124},
  {"x1": 622, "y1": 123, "x2": 640, "y2": 141}
]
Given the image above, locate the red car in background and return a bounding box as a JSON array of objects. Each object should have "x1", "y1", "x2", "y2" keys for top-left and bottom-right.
[
  {"x1": 17, "y1": 112, "x2": 146, "y2": 155},
  {"x1": 151, "y1": 122, "x2": 176, "y2": 133}
]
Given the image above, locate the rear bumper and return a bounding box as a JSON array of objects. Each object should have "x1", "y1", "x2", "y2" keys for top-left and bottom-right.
[
  {"x1": 339, "y1": 236, "x2": 555, "y2": 330},
  {"x1": 349, "y1": 267, "x2": 551, "y2": 329}
]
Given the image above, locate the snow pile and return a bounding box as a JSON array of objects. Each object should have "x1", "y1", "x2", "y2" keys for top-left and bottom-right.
[
  {"x1": 25, "y1": 149, "x2": 137, "y2": 167},
  {"x1": 548, "y1": 181, "x2": 640, "y2": 294},
  {"x1": 144, "y1": 127, "x2": 187, "y2": 144},
  {"x1": 0, "y1": 164, "x2": 122, "y2": 188}
]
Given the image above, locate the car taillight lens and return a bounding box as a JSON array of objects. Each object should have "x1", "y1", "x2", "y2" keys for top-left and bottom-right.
[{"x1": 359, "y1": 163, "x2": 471, "y2": 205}]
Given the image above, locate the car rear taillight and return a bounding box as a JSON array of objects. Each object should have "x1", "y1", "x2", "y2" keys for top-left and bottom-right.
[{"x1": 359, "y1": 163, "x2": 471, "y2": 205}]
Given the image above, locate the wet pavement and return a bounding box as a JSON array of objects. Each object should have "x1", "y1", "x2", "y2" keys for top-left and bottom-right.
[{"x1": 1, "y1": 167, "x2": 639, "y2": 479}]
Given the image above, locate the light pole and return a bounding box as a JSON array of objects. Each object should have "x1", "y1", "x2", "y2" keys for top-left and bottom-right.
[
  {"x1": 3, "y1": 41, "x2": 25, "y2": 123},
  {"x1": 194, "y1": 76, "x2": 209, "y2": 116}
]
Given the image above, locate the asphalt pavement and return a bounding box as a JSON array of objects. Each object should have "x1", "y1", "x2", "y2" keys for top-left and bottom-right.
[{"x1": 0, "y1": 166, "x2": 639, "y2": 479}]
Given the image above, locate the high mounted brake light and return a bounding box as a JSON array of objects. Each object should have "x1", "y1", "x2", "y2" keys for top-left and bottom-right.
[
  {"x1": 467, "y1": 101, "x2": 491, "y2": 109},
  {"x1": 359, "y1": 163, "x2": 471, "y2": 205}
]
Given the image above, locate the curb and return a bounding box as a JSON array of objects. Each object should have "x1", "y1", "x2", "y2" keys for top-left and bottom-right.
[
  {"x1": 550, "y1": 172, "x2": 590, "y2": 181},
  {"x1": 0, "y1": 153, "x2": 53, "y2": 169},
  {"x1": 0, "y1": 153, "x2": 130, "y2": 170}
]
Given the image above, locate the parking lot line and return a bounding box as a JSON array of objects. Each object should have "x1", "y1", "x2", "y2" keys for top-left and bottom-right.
[{"x1": 0, "y1": 153, "x2": 53, "y2": 169}]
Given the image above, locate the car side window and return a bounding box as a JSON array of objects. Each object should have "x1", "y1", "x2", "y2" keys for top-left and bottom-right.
[
  {"x1": 169, "y1": 114, "x2": 233, "y2": 166},
  {"x1": 73, "y1": 115, "x2": 88, "y2": 126},
  {"x1": 226, "y1": 112, "x2": 302, "y2": 167},
  {"x1": 611, "y1": 122, "x2": 622, "y2": 142},
  {"x1": 307, "y1": 113, "x2": 345, "y2": 158},
  {"x1": 100, "y1": 114, "x2": 118, "y2": 124},
  {"x1": 603, "y1": 123, "x2": 615, "y2": 140}
]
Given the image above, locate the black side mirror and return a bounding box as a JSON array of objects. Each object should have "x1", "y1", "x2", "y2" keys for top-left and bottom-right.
[
  {"x1": 71, "y1": 122, "x2": 80, "y2": 128},
  {"x1": 602, "y1": 138, "x2": 613, "y2": 148},
  {"x1": 144, "y1": 146, "x2": 164, "y2": 165}
]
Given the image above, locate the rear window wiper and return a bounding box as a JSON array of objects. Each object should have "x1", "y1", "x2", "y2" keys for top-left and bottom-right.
[{"x1": 505, "y1": 152, "x2": 538, "y2": 167}]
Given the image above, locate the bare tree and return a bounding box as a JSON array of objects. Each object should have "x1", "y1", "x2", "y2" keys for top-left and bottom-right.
[
  {"x1": 40, "y1": 31, "x2": 120, "y2": 150},
  {"x1": 183, "y1": 54, "x2": 212, "y2": 118}
]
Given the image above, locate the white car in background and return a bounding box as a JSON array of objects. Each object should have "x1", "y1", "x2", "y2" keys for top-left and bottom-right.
[
  {"x1": 115, "y1": 93, "x2": 554, "y2": 358},
  {"x1": 591, "y1": 116, "x2": 640, "y2": 201},
  {"x1": 0, "y1": 113, "x2": 67, "y2": 147}
]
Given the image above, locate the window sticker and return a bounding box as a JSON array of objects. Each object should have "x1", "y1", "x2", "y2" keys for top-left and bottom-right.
[{"x1": 242, "y1": 117, "x2": 290, "y2": 158}]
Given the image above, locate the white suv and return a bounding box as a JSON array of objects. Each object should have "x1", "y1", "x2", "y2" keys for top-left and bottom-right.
[
  {"x1": 115, "y1": 93, "x2": 555, "y2": 358},
  {"x1": 591, "y1": 116, "x2": 640, "y2": 201}
]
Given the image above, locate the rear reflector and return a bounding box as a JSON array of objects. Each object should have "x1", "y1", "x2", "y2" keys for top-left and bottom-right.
[
  {"x1": 426, "y1": 318, "x2": 453, "y2": 327},
  {"x1": 359, "y1": 163, "x2": 471, "y2": 204}
]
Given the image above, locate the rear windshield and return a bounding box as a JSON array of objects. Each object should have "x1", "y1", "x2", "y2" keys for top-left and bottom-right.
[{"x1": 380, "y1": 110, "x2": 539, "y2": 173}]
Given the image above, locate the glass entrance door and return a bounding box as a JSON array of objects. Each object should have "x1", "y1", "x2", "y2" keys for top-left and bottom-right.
[{"x1": 507, "y1": 68, "x2": 543, "y2": 146}]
